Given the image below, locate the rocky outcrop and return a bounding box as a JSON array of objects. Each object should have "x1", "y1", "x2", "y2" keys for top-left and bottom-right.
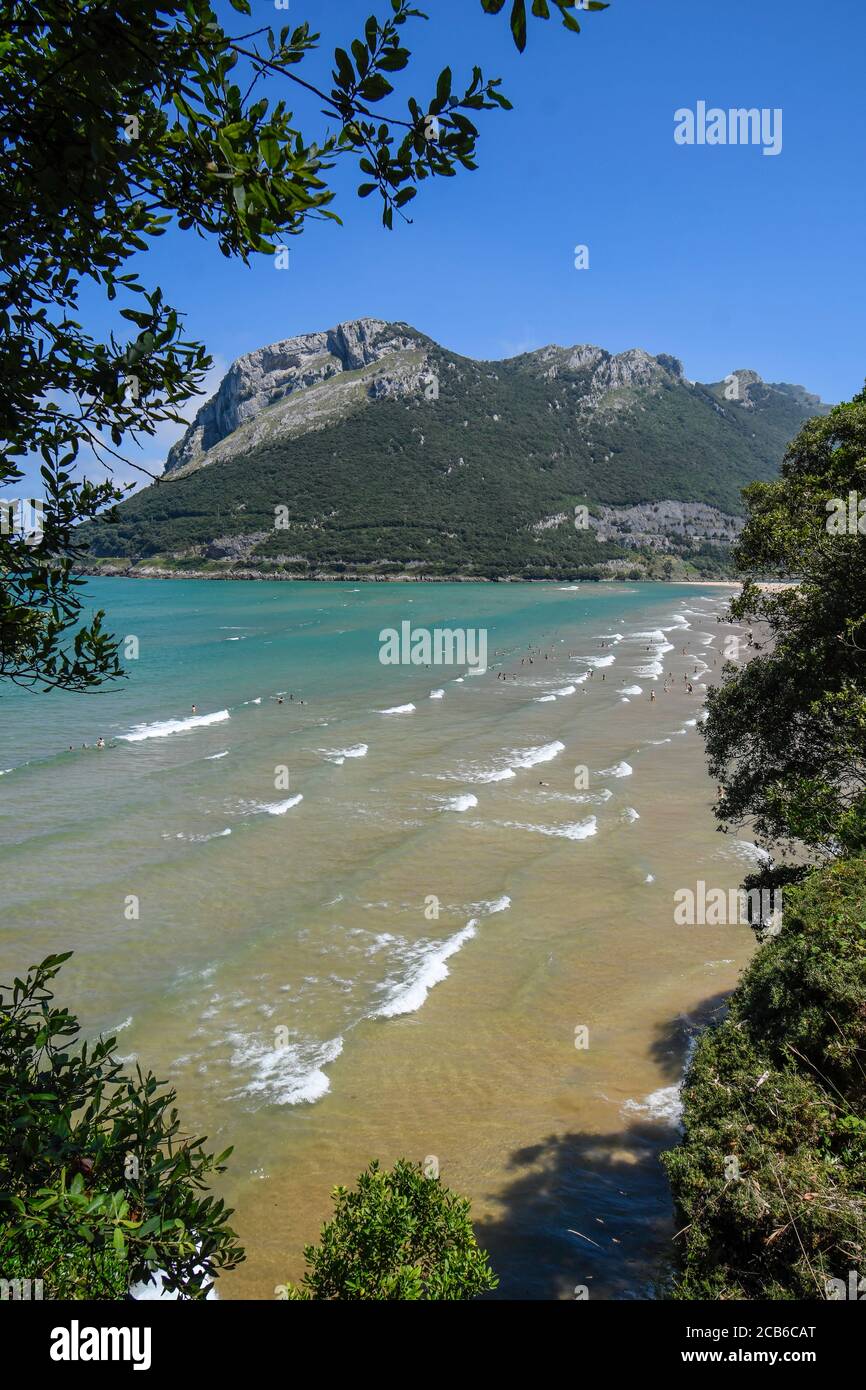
[
  {"x1": 589, "y1": 500, "x2": 743, "y2": 550},
  {"x1": 166, "y1": 318, "x2": 427, "y2": 473}
]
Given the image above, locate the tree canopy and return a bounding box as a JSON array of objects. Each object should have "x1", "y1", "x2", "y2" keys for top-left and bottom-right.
[
  {"x1": 704, "y1": 385, "x2": 866, "y2": 875},
  {"x1": 0, "y1": 0, "x2": 608, "y2": 691}
]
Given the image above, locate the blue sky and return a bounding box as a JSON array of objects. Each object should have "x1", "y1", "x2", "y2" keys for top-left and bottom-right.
[{"x1": 30, "y1": 0, "x2": 866, "y2": 488}]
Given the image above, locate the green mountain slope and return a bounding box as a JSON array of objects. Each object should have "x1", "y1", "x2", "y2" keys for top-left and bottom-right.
[{"x1": 81, "y1": 319, "x2": 828, "y2": 581}]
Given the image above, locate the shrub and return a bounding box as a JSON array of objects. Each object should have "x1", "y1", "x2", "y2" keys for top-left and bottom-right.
[
  {"x1": 0, "y1": 954, "x2": 244, "y2": 1299},
  {"x1": 285, "y1": 1158, "x2": 497, "y2": 1300}
]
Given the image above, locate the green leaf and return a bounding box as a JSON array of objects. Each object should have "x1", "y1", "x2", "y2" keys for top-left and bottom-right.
[
  {"x1": 259, "y1": 136, "x2": 280, "y2": 170},
  {"x1": 510, "y1": 0, "x2": 527, "y2": 51}
]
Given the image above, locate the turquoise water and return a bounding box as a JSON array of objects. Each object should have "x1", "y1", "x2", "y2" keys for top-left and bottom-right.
[{"x1": 0, "y1": 579, "x2": 755, "y2": 1298}]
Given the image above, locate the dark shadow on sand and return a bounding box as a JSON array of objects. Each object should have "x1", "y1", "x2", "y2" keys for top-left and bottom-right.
[{"x1": 473, "y1": 991, "x2": 731, "y2": 1300}]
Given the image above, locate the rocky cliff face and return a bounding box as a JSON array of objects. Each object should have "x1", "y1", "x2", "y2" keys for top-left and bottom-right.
[
  {"x1": 166, "y1": 318, "x2": 429, "y2": 474},
  {"x1": 165, "y1": 321, "x2": 696, "y2": 477}
]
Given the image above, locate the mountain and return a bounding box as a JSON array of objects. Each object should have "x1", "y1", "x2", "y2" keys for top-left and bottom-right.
[{"x1": 81, "y1": 318, "x2": 828, "y2": 581}]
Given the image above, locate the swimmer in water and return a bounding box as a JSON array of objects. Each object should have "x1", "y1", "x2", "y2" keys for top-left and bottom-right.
[
  {"x1": 277, "y1": 696, "x2": 284, "y2": 704},
  {"x1": 191, "y1": 704, "x2": 197, "y2": 715},
  {"x1": 96, "y1": 737, "x2": 105, "y2": 749},
  {"x1": 650, "y1": 689, "x2": 656, "y2": 702}
]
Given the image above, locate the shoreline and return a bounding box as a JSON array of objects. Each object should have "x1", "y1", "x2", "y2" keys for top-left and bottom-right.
[{"x1": 76, "y1": 567, "x2": 744, "y2": 586}]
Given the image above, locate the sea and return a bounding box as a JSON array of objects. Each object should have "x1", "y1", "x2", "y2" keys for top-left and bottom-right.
[{"x1": 0, "y1": 578, "x2": 762, "y2": 1299}]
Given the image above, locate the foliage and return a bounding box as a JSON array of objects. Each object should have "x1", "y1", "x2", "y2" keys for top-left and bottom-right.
[
  {"x1": 0, "y1": 953, "x2": 243, "y2": 1299},
  {"x1": 1, "y1": 0, "x2": 605, "y2": 690},
  {"x1": 662, "y1": 857, "x2": 866, "y2": 1300},
  {"x1": 704, "y1": 385, "x2": 866, "y2": 865},
  {"x1": 284, "y1": 1158, "x2": 498, "y2": 1300}
]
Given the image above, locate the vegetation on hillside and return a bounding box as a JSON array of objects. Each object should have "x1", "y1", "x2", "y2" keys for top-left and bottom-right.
[{"x1": 81, "y1": 339, "x2": 821, "y2": 579}]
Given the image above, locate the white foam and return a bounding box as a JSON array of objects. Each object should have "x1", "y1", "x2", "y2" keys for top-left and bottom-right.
[
  {"x1": 618, "y1": 685, "x2": 643, "y2": 696},
  {"x1": 429, "y1": 689, "x2": 445, "y2": 699},
  {"x1": 502, "y1": 816, "x2": 597, "y2": 841},
  {"x1": 372, "y1": 897, "x2": 511, "y2": 1018},
  {"x1": 319, "y1": 743, "x2": 368, "y2": 765},
  {"x1": 623, "y1": 1084, "x2": 682, "y2": 1124},
  {"x1": 439, "y1": 794, "x2": 478, "y2": 813},
  {"x1": 622, "y1": 1036, "x2": 699, "y2": 1127},
  {"x1": 598, "y1": 760, "x2": 633, "y2": 778},
  {"x1": 169, "y1": 827, "x2": 232, "y2": 843},
  {"x1": 509, "y1": 741, "x2": 565, "y2": 770},
  {"x1": 633, "y1": 662, "x2": 663, "y2": 678},
  {"x1": 120, "y1": 709, "x2": 230, "y2": 742},
  {"x1": 587, "y1": 654, "x2": 615, "y2": 668},
  {"x1": 378, "y1": 703, "x2": 416, "y2": 715},
  {"x1": 252, "y1": 794, "x2": 304, "y2": 816},
  {"x1": 231, "y1": 1032, "x2": 343, "y2": 1105},
  {"x1": 552, "y1": 685, "x2": 577, "y2": 696},
  {"x1": 622, "y1": 807, "x2": 640, "y2": 823},
  {"x1": 206, "y1": 751, "x2": 230, "y2": 760},
  {"x1": 729, "y1": 839, "x2": 772, "y2": 866},
  {"x1": 374, "y1": 923, "x2": 477, "y2": 1017},
  {"x1": 479, "y1": 894, "x2": 511, "y2": 915},
  {"x1": 534, "y1": 694, "x2": 557, "y2": 703},
  {"x1": 644, "y1": 874, "x2": 655, "y2": 884}
]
